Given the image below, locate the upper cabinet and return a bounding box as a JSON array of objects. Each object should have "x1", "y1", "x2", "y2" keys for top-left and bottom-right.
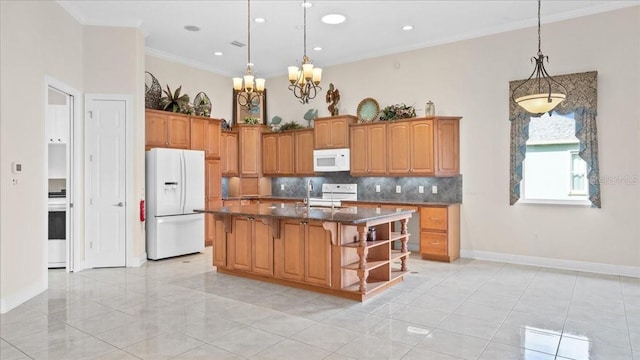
[
  {"x1": 435, "y1": 118, "x2": 460, "y2": 176},
  {"x1": 387, "y1": 119, "x2": 435, "y2": 175},
  {"x1": 47, "y1": 104, "x2": 69, "y2": 143},
  {"x1": 314, "y1": 115, "x2": 357, "y2": 149},
  {"x1": 349, "y1": 116, "x2": 460, "y2": 177},
  {"x1": 262, "y1": 132, "x2": 294, "y2": 176},
  {"x1": 350, "y1": 123, "x2": 387, "y2": 176},
  {"x1": 190, "y1": 116, "x2": 221, "y2": 158},
  {"x1": 294, "y1": 129, "x2": 315, "y2": 175},
  {"x1": 237, "y1": 124, "x2": 269, "y2": 177},
  {"x1": 263, "y1": 129, "x2": 314, "y2": 176},
  {"x1": 145, "y1": 109, "x2": 190, "y2": 149},
  {"x1": 221, "y1": 131, "x2": 239, "y2": 176}
]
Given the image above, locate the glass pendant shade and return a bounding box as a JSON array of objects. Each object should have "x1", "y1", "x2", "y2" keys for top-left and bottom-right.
[{"x1": 515, "y1": 93, "x2": 566, "y2": 114}]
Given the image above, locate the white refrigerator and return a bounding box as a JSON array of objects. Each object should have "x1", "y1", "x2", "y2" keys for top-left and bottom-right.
[{"x1": 146, "y1": 148, "x2": 205, "y2": 260}]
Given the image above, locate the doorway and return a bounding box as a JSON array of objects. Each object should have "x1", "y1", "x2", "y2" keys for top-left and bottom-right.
[{"x1": 45, "y1": 78, "x2": 80, "y2": 274}]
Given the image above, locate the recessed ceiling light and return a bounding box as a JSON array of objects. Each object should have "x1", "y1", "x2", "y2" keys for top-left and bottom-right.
[
  {"x1": 313, "y1": 46, "x2": 322, "y2": 51},
  {"x1": 322, "y1": 14, "x2": 346, "y2": 25},
  {"x1": 184, "y1": 25, "x2": 200, "y2": 32},
  {"x1": 301, "y1": 2, "x2": 312, "y2": 8},
  {"x1": 254, "y1": 17, "x2": 266, "y2": 23},
  {"x1": 402, "y1": 25, "x2": 414, "y2": 31},
  {"x1": 214, "y1": 51, "x2": 223, "y2": 56}
]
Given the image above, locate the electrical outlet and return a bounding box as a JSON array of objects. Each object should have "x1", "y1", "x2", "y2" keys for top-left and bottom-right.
[
  {"x1": 280, "y1": 184, "x2": 285, "y2": 190},
  {"x1": 396, "y1": 185, "x2": 401, "y2": 193},
  {"x1": 418, "y1": 186, "x2": 424, "y2": 193},
  {"x1": 432, "y1": 185, "x2": 438, "y2": 194},
  {"x1": 375, "y1": 185, "x2": 380, "y2": 192}
]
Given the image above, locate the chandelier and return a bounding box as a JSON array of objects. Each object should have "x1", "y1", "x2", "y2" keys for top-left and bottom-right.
[
  {"x1": 511, "y1": 0, "x2": 567, "y2": 115},
  {"x1": 233, "y1": 0, "x2": 265, "y2": 108},
  {"x1": 287, "y1": 0, "x2": 322, "y2": 104}
]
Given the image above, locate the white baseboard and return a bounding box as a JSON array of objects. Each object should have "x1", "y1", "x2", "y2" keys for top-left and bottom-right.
[
  {"x1": 0, "y1": 279, "x2": 47, "y2": 314},
  {"x1": 460, "y1": 249, "x2": 640, "y2": 278},
  {"x1": 130, "y1": 252, "x2": 147, "y2": 267}
]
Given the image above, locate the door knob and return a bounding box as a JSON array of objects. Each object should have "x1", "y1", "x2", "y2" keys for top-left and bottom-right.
[{"x1": 114, "y1": 202, "x2": 124, "y2": 207}]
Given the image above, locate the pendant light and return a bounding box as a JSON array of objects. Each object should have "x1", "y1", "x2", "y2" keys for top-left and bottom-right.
[
  {"x1": 511, "y1": 0, "x2": 567, "y2": 115},
  {"x1": 287, "y1": 0, "x2": 322, "y2": 104},
  {"x1": 233, "y1": 0, "x2": 265, "y2": 108}
]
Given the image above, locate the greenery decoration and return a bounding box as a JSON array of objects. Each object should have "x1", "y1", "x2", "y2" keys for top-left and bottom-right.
[
  {"x1": 244, "y1": 117, "x2": 260, "y2": 124},
  {"x1": 379, "y1": 103, "x2": 416, "y2": 121},
  {"x1": 279, "y1": 121, "x2": 305, "y2": 131},
  {"x1": 160, "y1": 85, "x2": 191, "y2": 114}
]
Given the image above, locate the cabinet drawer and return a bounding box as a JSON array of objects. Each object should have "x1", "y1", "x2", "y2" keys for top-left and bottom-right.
[
  {"x1": 420, "y1": 232, "x2": 447, "y2": 255},
  {"x1": 420, "y1": 207, "x2": 448, "y2": 231}
]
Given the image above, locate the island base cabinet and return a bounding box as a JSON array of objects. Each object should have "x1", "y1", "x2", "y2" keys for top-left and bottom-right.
[
  {"x1": 275, "y1": 220, "x2": 331, "y2": 287},
  {"x1": 213, "y1": 218, "x2": 226, "y2": 267},
  {"x1": 227, "y1": 217, "x2": 273, "y2": 275}
]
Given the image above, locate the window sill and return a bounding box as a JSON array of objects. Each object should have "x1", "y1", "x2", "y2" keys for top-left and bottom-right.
[{"x1": 518, "y1": 198, "x2": 592, "y2": 207}]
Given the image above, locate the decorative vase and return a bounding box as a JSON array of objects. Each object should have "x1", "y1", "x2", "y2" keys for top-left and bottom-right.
[{"x1": 425, "y1": 100, "x2": 435, "y2": 117}]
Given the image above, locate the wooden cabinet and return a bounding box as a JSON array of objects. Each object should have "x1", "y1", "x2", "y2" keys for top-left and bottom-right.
[
  {"x1": 205, "y1": 159, "x2": 222, "y2": 246},
  {"x1": 145, "y1": 109, "x2": 190, "y2": 149},
  {"x1": 385, "y1": 117, "x2": 461, "y2": 176},
  {"x1": 419, "y1": 205, "x2": 460, "y2": 262},
  {"x1": 213, "y1": 217, "x2": 226, "y2": 267},
  {"x1": 295, "y1": 129, "x2": 315, "y2": 175},
  {"x1": 276, "y1": 219, "x2": 331, "y2": 287},
  {"x1": 262, "y1": 132, "x2": 294, "y2": 176},
  {"x1": 228, "y1": 216, "x2": 273, "y2": 275},
  {"x1": 435, "y1": 118, "x2": 460, "y2": 176},
  {"x1": 314, "y1": 115, "x2": 357, "y2": 149},
  {"x1": 221, "y1": 131, "x2": 239, "y2": 176},
  {"x1": 387, "y1": 119, "x2": 434, "y2": 175},
  {"x1": 350, "y1": 123, "x2": 387, "y2": 176},
  {"x1": 238, "y1": 124, "x2": 268, "y2": 177},
  {"x1": 191, "y1": 116, "x2": 221, "y2": 158}
]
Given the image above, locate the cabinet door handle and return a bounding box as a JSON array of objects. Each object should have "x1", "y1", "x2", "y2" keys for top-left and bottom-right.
[
  {"x1": 430, "y1": 241, "x2": 439, "y2": 245},
  {"x1": 429, "y1": 217, "x2": 439, "y2": 221}
]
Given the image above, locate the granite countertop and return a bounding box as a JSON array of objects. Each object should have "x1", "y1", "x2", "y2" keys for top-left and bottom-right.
[
  {"x1": 196, "y1": 203, "x2": 415, "y2": 225},
  {"x1": 222, "y1": 196, "x2": 460, "y2": 207}
]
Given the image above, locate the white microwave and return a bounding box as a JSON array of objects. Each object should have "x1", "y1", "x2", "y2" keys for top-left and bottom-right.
[{"x1": 313, "y1": 148, "x2": 350, "y2": 172}]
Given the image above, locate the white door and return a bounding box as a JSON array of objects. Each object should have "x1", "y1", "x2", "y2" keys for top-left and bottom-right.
[
  {"x1": 183, "y1": 150, "x2": 205, "y2": 214},
  {"x1": 87, "y1": 98, "x2": 127, "y2": 267}
]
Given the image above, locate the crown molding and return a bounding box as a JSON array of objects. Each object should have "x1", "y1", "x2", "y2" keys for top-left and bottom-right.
[{"x1": 145, "y1": 47, "x2": 234, "y2": 77}]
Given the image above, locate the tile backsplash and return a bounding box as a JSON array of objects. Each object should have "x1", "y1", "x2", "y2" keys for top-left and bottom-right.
[{"x1": 267, "y1": 173, "x2": 462, "y2": 203}]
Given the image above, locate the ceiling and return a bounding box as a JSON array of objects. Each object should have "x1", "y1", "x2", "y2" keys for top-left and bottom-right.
[{"x1": 58, "y1": 1, "x2": 637, "y2": 78}]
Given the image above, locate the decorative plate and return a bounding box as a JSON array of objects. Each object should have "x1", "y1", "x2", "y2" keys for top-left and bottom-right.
[{"x1": 356, "y1": 97, "x2": 380, "y2": 122}]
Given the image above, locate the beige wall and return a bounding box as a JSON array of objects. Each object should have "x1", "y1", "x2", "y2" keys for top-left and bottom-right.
[
  {"x1": 0, "y1": 1, "x2": 84, "y2": 312},
  {"x1": 145, "y1": 56, "x2": 233, "y2": 121},
  {"x1": 83, "y1": 26, "x2": 146, "y2": 262},
  {"x1": 267, "y1": 7, "x2": 640, "y2": 271}
]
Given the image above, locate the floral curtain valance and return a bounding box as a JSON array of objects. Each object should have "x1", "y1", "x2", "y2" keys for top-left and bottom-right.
[{"x1": 509, "y1": 71, "x2": 601, "y2": 208}]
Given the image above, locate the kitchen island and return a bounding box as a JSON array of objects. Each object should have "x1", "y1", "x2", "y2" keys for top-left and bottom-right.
[{"x1": 197, "y1": 203, "x2": 414, "y2": 301}]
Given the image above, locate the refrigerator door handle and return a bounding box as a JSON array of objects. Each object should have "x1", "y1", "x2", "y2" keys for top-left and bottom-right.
[{"x1": 181, "y1": 150, "x2": 187, "y2": 214}]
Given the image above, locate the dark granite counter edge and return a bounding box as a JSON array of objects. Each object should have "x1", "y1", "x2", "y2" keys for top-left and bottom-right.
[
  {"x1": 196, "y1": 205, "x2": 416, "y2": 225},
  {"x1": 222, "y1": 196, "x2": 460, "y2": 207}
]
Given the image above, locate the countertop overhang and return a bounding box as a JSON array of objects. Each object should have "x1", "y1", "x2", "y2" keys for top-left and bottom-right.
[{"x1": 195, "y1": 203, "x2": 415, "y2": 225}]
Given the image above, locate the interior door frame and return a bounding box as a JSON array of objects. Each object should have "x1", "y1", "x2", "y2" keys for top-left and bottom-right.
[
  {"x1": 84, "y1": 94, "x2": 134, "y2": 268},
  {"x1": 44, "y1": 76, "x2": 82, "y2": 274}
]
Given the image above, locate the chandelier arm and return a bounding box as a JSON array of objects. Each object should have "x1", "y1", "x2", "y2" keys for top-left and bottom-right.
[
  {"x1": 539, "y1": 59, "x2": 568, "y2": 95},
  {"x1": 511, "y1": 60, "x2": 541, "y2": 103}
]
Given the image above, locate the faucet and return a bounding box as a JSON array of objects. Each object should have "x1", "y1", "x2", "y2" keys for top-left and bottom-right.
[{"x1": 306, "y1": 179, "x2": 313, "y2": 212}]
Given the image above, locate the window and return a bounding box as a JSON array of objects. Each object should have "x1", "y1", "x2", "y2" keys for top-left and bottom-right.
[
  {"x1": 509, "y1": 71, "x2": 600, "y2": 207},
  {"x1": 520, "y1": 112, "x2": 589, "y2": 203}
]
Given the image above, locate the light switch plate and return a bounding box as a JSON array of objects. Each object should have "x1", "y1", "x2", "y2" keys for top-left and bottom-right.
[
  {"x1": 418, "y1": 186, "x2": 424, "y2": 193},
  {"x1": 280, "y1": 184, "x2": 285, "y2": 190},
  {"x1": 375, "y1": 185, "x2": 380, "y2": 192},
  {"x1": 396, "y1": 185, "x2": 401, "y2": 193},
  {"x1": 432, "y1": 185, "x2": 438, "y2": 194}
]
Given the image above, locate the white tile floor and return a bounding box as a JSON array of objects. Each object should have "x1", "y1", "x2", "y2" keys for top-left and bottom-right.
[{"x1": 1, "y1": 248, "x2": 638, "y2": 360}]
